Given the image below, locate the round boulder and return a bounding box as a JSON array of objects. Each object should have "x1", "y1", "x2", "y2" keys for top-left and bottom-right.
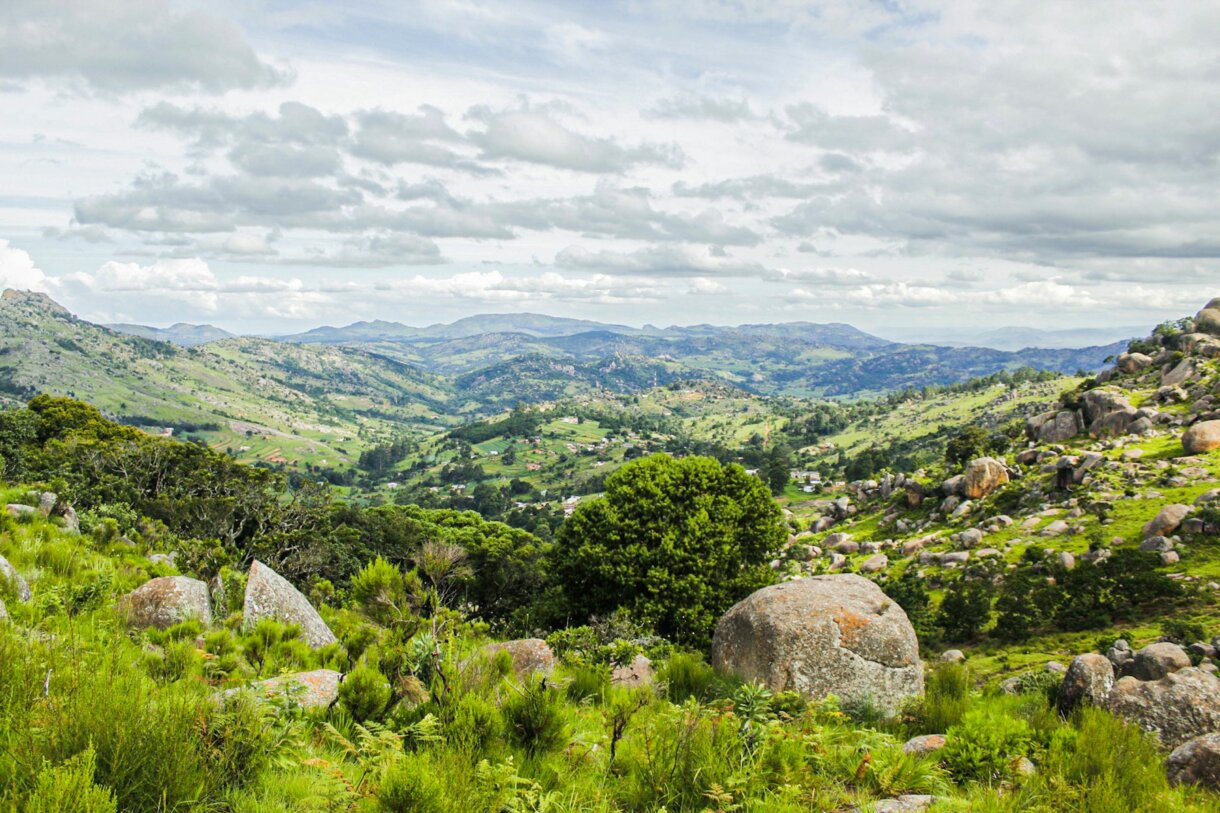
[
  {"x1": 964, "y1": 457, "x2": 1009, "y2": 499},
  {"x1": 1057, "y1": 653, "x2": 1115, "y2": 715},
  {"x1": 1143, "y1": 504, "x2": 1191, "y2": 539},
  {"x1": 0, "y1": 554, "x2": 31, "y2": 603},
  {"x1": 1196, "y1": 299, "x2": 1220, "y2": 336},
  {"x1": 1130, "y1": 642, "x2": 1192, "y2": 681},
  {"x1": 482, "y1": 638, "x2": 555, "y2": 677},
  {"x1": 1167, "y1": 732, "x2": 1220, "y2": 791},
  {"x1": 611, "y1": 654, "x2": 654, "y2": 688},
  {"x1": 121, "y1": 576, "x2": 212, "y2": 630},
  {"x1": 1183, "y1": 421, "x2": 1220, "y2": 454},
  {"x1": 1105, "y1": 668, "x2": 1220, "y2": 747},
  {"x1": 711, "y1": 574, "x2": 924, "y2": 716},
  {"x1": 250, "y1": 669, "x2": 342, "y2": 709}
]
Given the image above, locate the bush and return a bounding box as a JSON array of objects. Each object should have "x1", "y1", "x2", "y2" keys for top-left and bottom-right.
[
  {"x1": 339, "y1": 664, "x2": 392, "y2": 723},
  {"x1": 378, "y1": 753, "x2": 447, "y2": 813},
  {"x1": 501, "y1": 677, "x2": 569, "y2": 756},
  {"x1": 22, "y1": 747, "x2": 118, "y2": 813},
  {"x1": 1161, "y1": 618, "x2": 1207, "y2": 647},
  {"x1": 565, "y1": 662, "x2": 610, "y2": 703},
  {"x1": 658, "y1": 651, "x2": 717, "y2": 704},
  {"x1": 942, "y1": 704, "x2": 1033, "y2": 783},
  {"x1": 444, "y1": 693, "x2": 501, "y2": 755}
]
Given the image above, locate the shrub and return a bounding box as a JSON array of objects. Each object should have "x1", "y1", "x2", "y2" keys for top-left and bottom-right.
[
  {"x1": 942, "y1": 704, "x2": 1033, "y2": 783},
  {"x1": 444, "y1": 693, "x2": 501, "y2": 755},
  {"x1": 22, "y1": 747, "x2": 118, "y2": 813},
  {"x1": 906, "y1": 662, "x2": 972, "y2": 735},
  {"x1": 658, "y1": 651, "x2": 716, "y2": 704},
  {"x1": 339, "y1": 664, "x2": 392, "y2": 723},
  {"x1": 565, "y1": 662, "x2": 610, "y2": 703},
  {"x1": 378, "y1": 753, "x2": 447, "y2": 813},
  {"x1": 501, "y1": 677, "x2": 569, "y2": 756},
  {"x1": 1161, "y1": 618, "x2": 1207, "y2": 647}
]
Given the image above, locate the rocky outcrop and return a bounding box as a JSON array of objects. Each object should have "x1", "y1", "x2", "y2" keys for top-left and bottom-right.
[
  {"x1": 482, "y1": 638, "x2": 555, "y2": 676},
  {"x1": 121, "y1": 576, "x2": 212, "y2": 630},
  {"x1": 1058, "y1": 654, "x2": 1115, "y2": 715},
  {"x1": 1116, "y1": 352, "x2": 1153, "y2": 374},
  {"x1": 1196, "y1": 298, "x2": 1220, "y2": 336},
  {"x1": 0, "y1": 554, "x2": 31, "y2": 602},
  {"x1": 963, "y1": 457, "x2": 1008, "y2": 499},
  {"x1": 1027, "y1": 410, "x2": 1084, "y2": 444},
  {"x1": 1183, "y1": 421, "x2": 1220, "y2": 454},
  {"x1": 711, "y1": 574, "x2": 923, "y2": 716},
  {"x1": 1167, "y1": 733, "x2": 1220, "y2": 791},
  {"x1": 243, "y1": 561, "x2": 336, "y2": 648},
  {"x1": 1105, "y1": 668, "x2": 1220, "y2": 748}
]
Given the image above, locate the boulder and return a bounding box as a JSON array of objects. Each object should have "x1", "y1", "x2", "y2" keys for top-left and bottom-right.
[
  {"x1": 0, "y1": 598, "x2": 6, "y2": 621},
  {"x1": 1167, "y1": 733, "x2": 1220, "y2": 791},
  {"x1": 1163, "y1": 359, "x2": 1197, "y2": 388},
  {"x1": 252, "y1": 669, "x2": 342, "y2": 709},
  {"x1": 0, "y1": 554, "x2": 31, "y2": 602},
  {"x1": 243, "y1": 560, "x2": 337, "y2": 648},
  {"x1": 1105, "y1": 668, "x2": 1220, "y2": 747},
  {"x1": 120, "y1": 576, "x2": 212, "y2": 630},
  {"x1": 870, "y1": 796, "x2": 935, "y2": 813},
  {"x1": 963, "y1": 457, "x2": 1009, "y2": 499},
  {"x1": 1196, "y1": 299, "x2": 1220, "y2": 336},
  {"x1": 1143, "y1": 504, "x2": 1191, "y2": 538},
  {"x1": 1129, "y1": 642, "x2": 1192, "y2": 681},
  {"x1": 940, "y1": 649, "x2": 965, "y2": 663},
  {"x1": 6, "y1": 504, "x2": 36, "y2": 520},
  {"x1": 1116, "y1": 352, "x2": 1153, "y2": 374},
  {"x1": 711, "y1": 574, "x2": 923, "y2": 716},
  {"x1": 1183, "y1": 421, "x2": 1220, "y2": 454},
  {"x1": 902, "y1": 734, "x2": 947, "y2": 757},
  {"x1": 958, "y1": 528, "x2": 983, "y2": 548},
  {"x1": 941, "y1": 475, "x2": 965, "y2": 496},
  {"x1": 1028, "y1": 410, "x2": 1083, "y2": 444},
  {"x1": 483, "y1": 638, "x2": 555, "y2": 677},
  {"x1": 611, "y1": 654, "x2": 654, "y2": 688},
  {"x1": 859, "y1": 554, "x2": 889, "y2": 574},
  {"x1": 1057, "y1": 654, "x2": 1115, "y2": 715}
]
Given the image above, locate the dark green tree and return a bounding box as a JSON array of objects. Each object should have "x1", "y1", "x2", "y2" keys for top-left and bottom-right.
[{"x1": 552, "y1": 453, "x2": 785, "y2": 646}]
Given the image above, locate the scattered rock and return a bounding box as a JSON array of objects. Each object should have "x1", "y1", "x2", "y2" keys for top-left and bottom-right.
[
  {"x1": 903, "y1": 734, "x2": 947, "y2": 757},
  {"x1": 0, "y1": 554, "x2": 31, "y2": 602},
  {"x1": 1143, "y1": 504, "x2": 1191, "y2": 539},
  {"x1": 964, "y1": 457, "x2": 1009, "y2": 499},
  {"x1": 860, "y1": 554, "x2": 889, "y2": 574},
  {"x1": 611, "y1": 654, "x2": 654, "y2": 688},
  {"x1": 483, "y1": 638, "x2": 555, "y2": 677},
  {"x1": 1129, "y1": 642, "x2": 1191, "y2": 681},
  {"x1": 243, "y1": 560, "x2": 337, "y2": 649},
  {"x1": 120, "y1": 576, "x2": 212, "y2": 630},
  {"x1": 711, "y1": 574, "x2": 924, "y2": 716},
  {"x1": 1168, "y1": 733, "x2": 1220, "y2": 791},
  {"x1": 869, "y1": 795, "x2": 935, "y2": 813},
  {"x1": 1182, "y1": 421, "x2": 1220, "y2": 454},
  {"x1": 1058, "y1": 654, "x2": 1115, "y2": 715},
  {"x1": 940, "y1": 649, "x2": 965, "y2": 663}
]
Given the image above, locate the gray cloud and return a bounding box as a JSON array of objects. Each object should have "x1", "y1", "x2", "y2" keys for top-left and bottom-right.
[
  {"x1": 349, "y1": 107, "x2": 490, "y2": 172},
  {"x1": 467, "y1": 105, "x2": 685, "y2": 172},
  {"x1": 555, "y1": 244, "x2": 766, "y2": 277},
  {"x1": 0, "y1": 0, "x2": 287, "y2": 94},
  {"x1": 645, "y1": 95, "x2": 756, "y2": 122}
]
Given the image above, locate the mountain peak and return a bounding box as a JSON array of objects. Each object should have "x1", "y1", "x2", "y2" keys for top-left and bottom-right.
[{"x1": 2, "y1": 288, "x2": 72, "y2": 317}]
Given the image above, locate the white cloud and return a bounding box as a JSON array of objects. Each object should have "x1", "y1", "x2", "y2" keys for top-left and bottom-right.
[{"x1": 0, "y1": 241, "x2": 50, "y2": 292}]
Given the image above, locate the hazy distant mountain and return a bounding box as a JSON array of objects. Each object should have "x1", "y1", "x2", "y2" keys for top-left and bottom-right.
[
  {"x1": 106, "y1": 322, "x2": 235, "y2": 347},
  {"x1": 282, "y1": 313, "x2": 635, "y2": 344},
  {"x1": 876, "y1": 324, "x2": 1143, "y2": 352}
]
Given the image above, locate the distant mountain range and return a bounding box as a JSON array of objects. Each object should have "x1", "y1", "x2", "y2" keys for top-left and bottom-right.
[
  {"x1": 106, "y1": 322, "x2": 236, "y2": 347},
  {"x1": 876, "y1": 324, "x2": 1145, "y2": 352}
]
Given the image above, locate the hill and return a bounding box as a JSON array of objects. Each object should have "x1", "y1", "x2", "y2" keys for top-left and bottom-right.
[{"x1": 105, "y1": 322, "x2": 236, "y2": 346}]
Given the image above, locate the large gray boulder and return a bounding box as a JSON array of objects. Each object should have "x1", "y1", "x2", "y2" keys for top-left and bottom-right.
[
  {"x1": 1058, "y1": 653, "x2": 1115, "y2": 715},
  {"x1": 1196, "y1": 298, "x2": 1220, "y2": 336},
  {"x1": 1129, "y1": 642, "x2": 1192, "y2": 681},
  {"x1": 1167, "y1": 733, "x2": 1220, "y2": 791},
  {"x1": 1027, "y1": 410, "x2": 1083, "y2": 444},
  {"x1": 0, "y1": 554, "x2": 30, "y2": 602},
  {"x1": 711, "y1": 574, "x2": 923, "y2": 716},
  {"x1": 121, "y1": 576, "x2": 212, "y2": 630},
  {"x1": 243, "y1": 560, "x2": 336, "y2": 648},
  {"x1": 1105, "y1": 668, "x2": 1220, "y2": 747},
  {"x1": 244, "y1": 669, "x2": 342, "y2": 709}
]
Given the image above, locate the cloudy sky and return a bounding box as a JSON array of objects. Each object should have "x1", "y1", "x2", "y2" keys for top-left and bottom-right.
[{"x1": 1, "y1": 0, "x2": 1217, "y2": 335}]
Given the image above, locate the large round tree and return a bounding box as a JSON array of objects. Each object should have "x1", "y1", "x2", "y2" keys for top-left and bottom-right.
[{"x1": 553, "y1": 453, "x2": 785, "y2": 647}]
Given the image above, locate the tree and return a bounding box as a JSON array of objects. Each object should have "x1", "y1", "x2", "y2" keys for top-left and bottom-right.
[
  {"x1": 944, "y1": 425, "x2": 989, "y2": 467},
  {"x1": 936, "y1": 574, "x2": 995, "y2": 642},
  {"x1": 552, "y1": 453, "x2": 785, "y2": 647}
]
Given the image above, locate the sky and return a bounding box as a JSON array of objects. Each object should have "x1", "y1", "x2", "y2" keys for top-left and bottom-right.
[{"x1": 1, "y1": 0, "x2": 1218, "y2": 336}]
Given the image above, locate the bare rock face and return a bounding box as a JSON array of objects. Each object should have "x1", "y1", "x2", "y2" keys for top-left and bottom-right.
[
  {"x1": 483, "y1": 638, "x2": 555, "y2": 677},
  {"x1": 1143, "y1": 504, "x2": 1192, "y2": 539},
  {"x1": 963, "y1": 457, "x2": 1009, "y2": 499},
  {"x1": 0, "y1": 554, "x2": 31, "y2": 602},
  {"x1": 1105, "y1": 668, "x2": 1220, "y2": 748},
  {"x1": 1057, "y1": 654, "x2": 1115, "y2": 715},
  {"x1": 611, "y1": 654, "x2": 654, "y2": 688},
  {"x1": 243, "y1": 560, "x2": 336, "y2": 648},
  {"x1": 1167, "y1": 733, "x2": 1220, "y2": 791},
  {"x1": 711, "y1": 574, "x2": 924, "y2": 716},
  {"x1": 121, "y1": 576, "x2": 212, "y2": 630},
  {"x1": 1129, "y1": 642, "x2": 1192, "y2": 681},
  {"x1": 250, "y1": 669, "x2": 342, "y2": 709},
  {"x1": 1183, "y1": 421, "x2": 1220, "y2": 454}
]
